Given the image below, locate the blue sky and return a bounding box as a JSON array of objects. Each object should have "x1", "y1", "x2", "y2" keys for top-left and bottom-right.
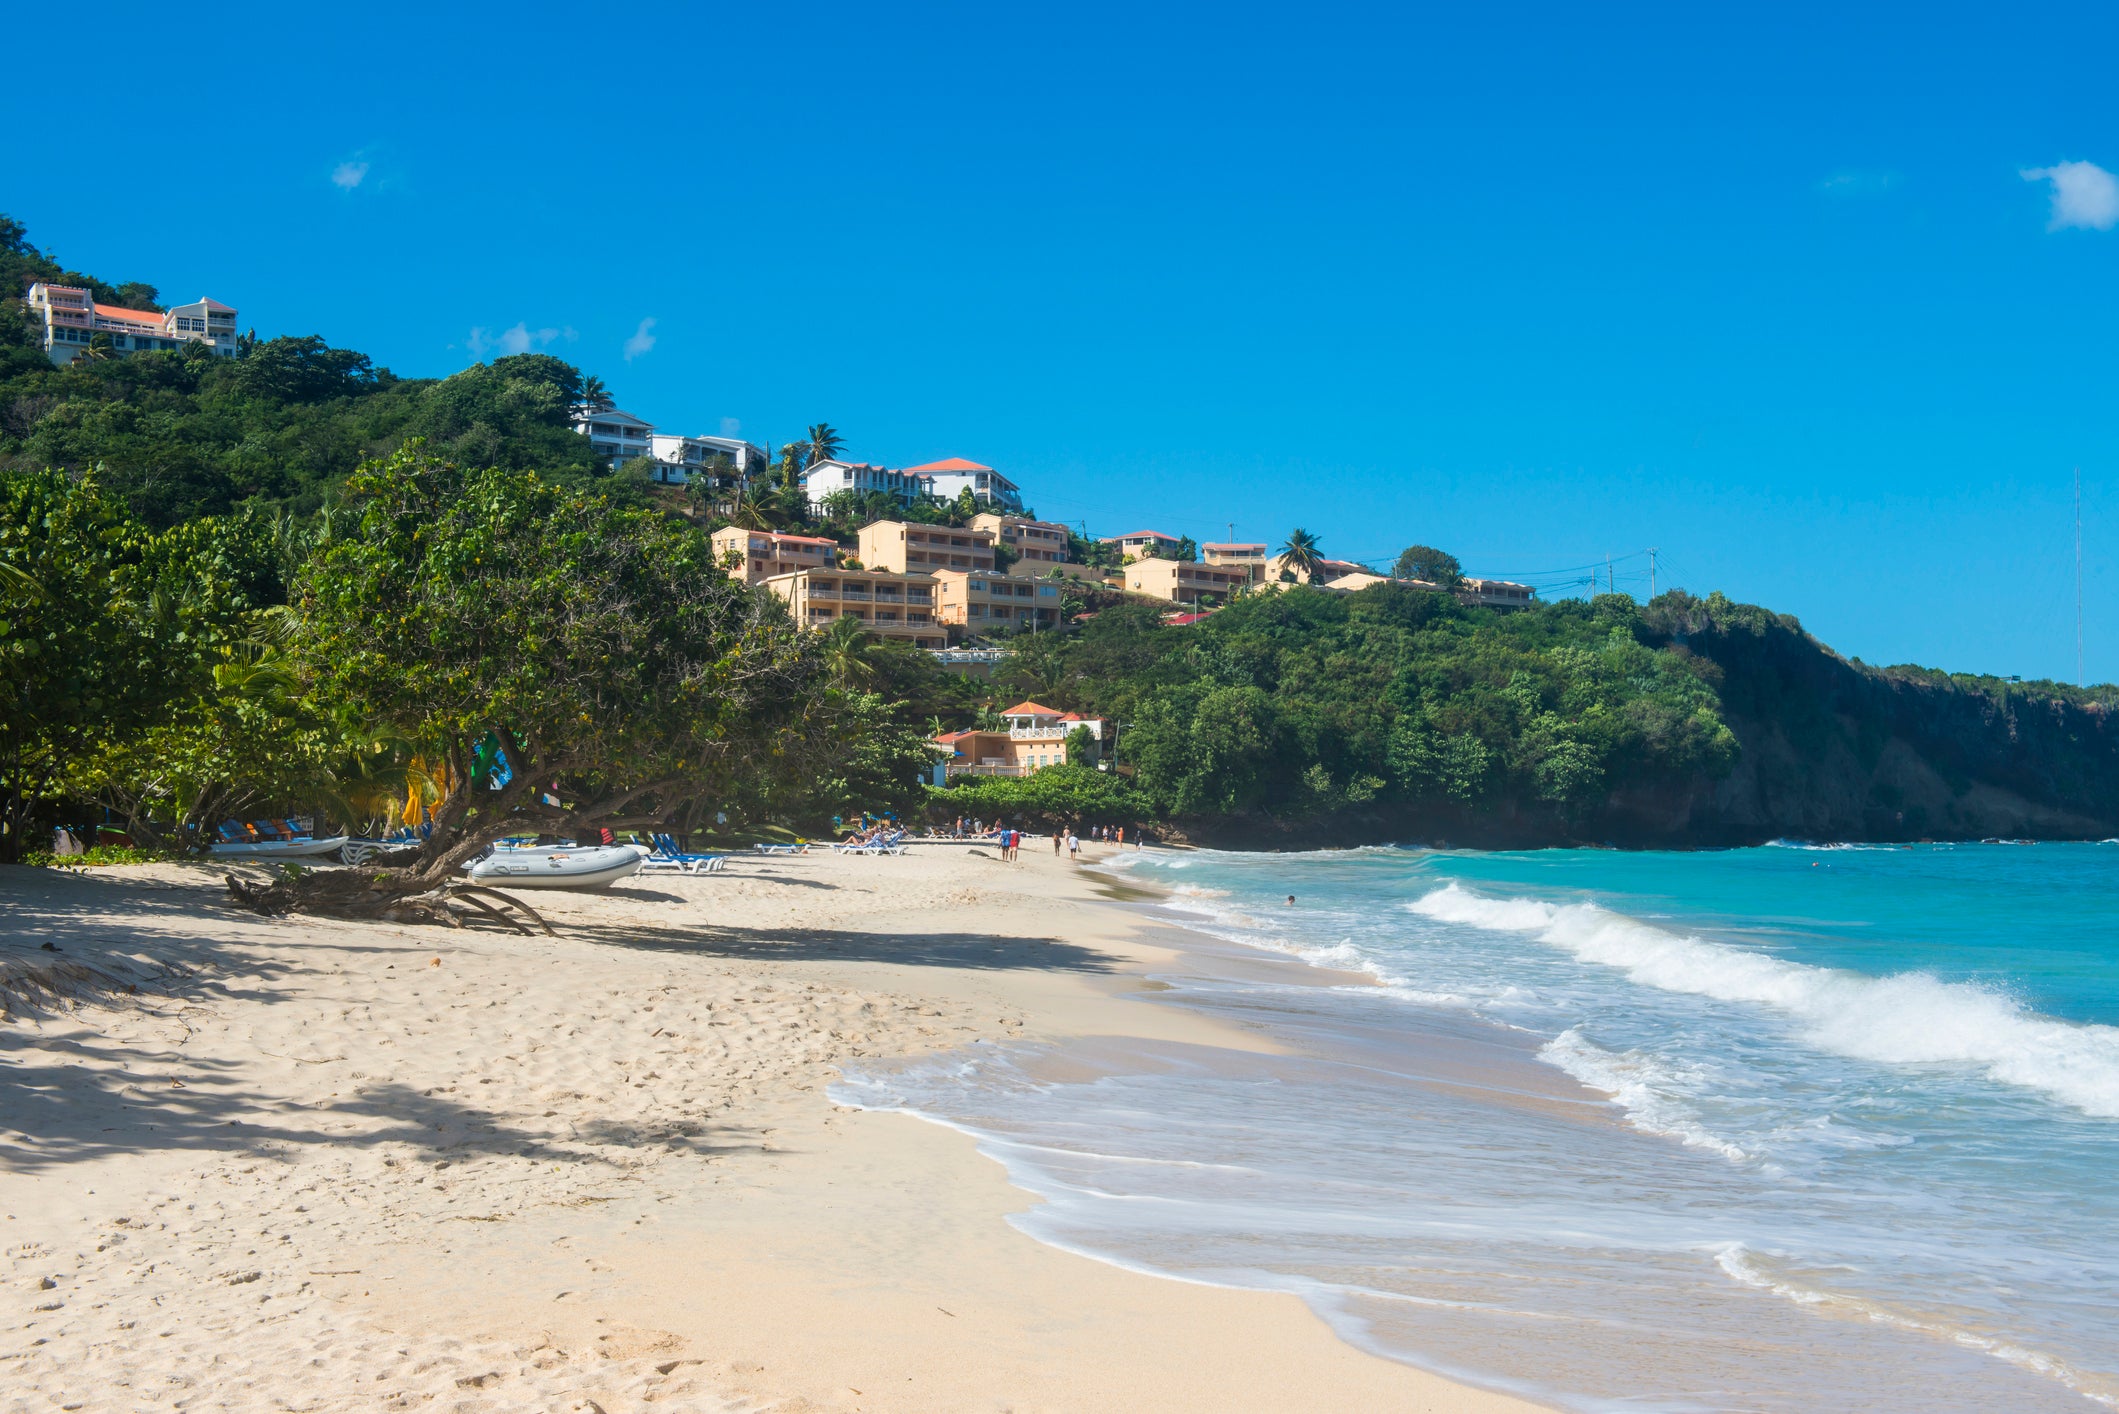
[{"x1": 5, "y1": 1, "x2": 2117, "y2": 681}]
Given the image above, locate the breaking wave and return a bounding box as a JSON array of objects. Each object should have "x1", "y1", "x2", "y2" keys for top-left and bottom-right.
[{"x1": 1412, "y1": 883, "x2": 2119, "y2": 1119}]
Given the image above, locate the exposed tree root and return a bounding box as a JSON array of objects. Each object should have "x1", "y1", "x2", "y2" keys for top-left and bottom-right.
[{"x1": 222, "y1": 869, "x2": 555, "y2": 936}]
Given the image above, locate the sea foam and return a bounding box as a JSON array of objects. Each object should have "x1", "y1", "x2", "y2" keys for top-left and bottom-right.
[
  {"x1": 1540, "y1": 1027, "x2": 1751, "y2": 1160},
  {"x1": 1413, "y1": 883, "x2": 2119, "y2": 1119}
]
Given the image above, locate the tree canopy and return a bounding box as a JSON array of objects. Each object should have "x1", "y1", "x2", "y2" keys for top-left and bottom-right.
[
  {"x1": 1391, "y1": 543, "x2": 1462, "y2": 586},
  {"x1": 295, "y1": 445, "x2": 848, "y2": 878}
]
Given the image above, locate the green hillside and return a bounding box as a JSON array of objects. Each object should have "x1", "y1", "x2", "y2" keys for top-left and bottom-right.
[{"x1": 6, "y1": 214, "x2": 2116, "y2": 858}]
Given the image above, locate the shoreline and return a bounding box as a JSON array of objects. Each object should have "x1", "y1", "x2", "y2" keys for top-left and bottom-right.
[{"x1": 0, "y1": 845, "x2": 1545, "y2": 1411}]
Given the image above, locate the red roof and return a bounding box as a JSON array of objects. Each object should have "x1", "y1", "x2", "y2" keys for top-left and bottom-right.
[
  {"x1": 764, "y1": 532, "x2": 837, "y2": 546},
  {"x1": 1000, "y1": 700, "x2": 1064, "y2": 717},
  {"x1": 94, "y1": 303, "x2": 164, "y2": 327},
  {"x1": 199, "y1": 298, "x2": 235, "y2": 313},
  {"x1": 903, "y1": 457, "x2": 992, "y2": 473},
  {"x1": 1164, "y1": 611, "x2": 1216, "y2": 626}
]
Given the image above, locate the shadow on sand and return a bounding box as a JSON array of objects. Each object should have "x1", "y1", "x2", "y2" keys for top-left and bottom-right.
[{"x1": 559, "y1": 917, "x2": 1122, "y2": 974}]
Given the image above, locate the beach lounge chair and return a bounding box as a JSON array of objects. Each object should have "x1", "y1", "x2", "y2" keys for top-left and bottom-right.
[
  {"x1": 643, "y1": 834, "x2": 726, "y2": 873},
  {"x1": 753, "y1": 841, "x2": 809, "y2": 856},
  {"x1": 843, "y1": 829, "x2": 907, "y2": 856}
]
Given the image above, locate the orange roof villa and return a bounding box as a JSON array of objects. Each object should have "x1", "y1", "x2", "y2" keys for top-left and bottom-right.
[{"x1": 930, "y1": 701, "x2": 1109, "y2": 782}]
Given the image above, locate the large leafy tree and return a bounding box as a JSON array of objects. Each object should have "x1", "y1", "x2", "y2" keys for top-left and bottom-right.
[
  {"x1": 1391, "y1": 544, "x2": 1463, "y2": 587},
  {"x1": 0, "y1": 470, "x2": 257, "y2": 858},
  {"x1": 294, "y1": 445, "x2": 838, "y2": 881}
]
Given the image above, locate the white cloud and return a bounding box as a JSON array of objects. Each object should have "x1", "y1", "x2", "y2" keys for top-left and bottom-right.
[
  {"x1": 466, "y1": 322, "x2": 563, "y2": 360},
  {"x1": 331, "y1": 159, "x2": 371, "y2": 190},
  {"x1": 719, "y1": 416, "x2": 742, "y2": 437},
  {"x1": 623, "y1": 316, "x2": 658, "y2": 363},
  {"x1": 2021, "y1": 160, "x2": 2119, "y2": 231}
]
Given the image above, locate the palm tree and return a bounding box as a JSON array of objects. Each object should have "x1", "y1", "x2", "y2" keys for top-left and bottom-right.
[
  {"x1": 576, "y1": 375, "x2": 614, "y2": 415},
  {"x1": 818, "y1": 614, "x2": 878, "y2": 688},
  {"x1": 1278, "y1": 527, "x2": 1324, "y2": 582},
  {"x1": 804, "y1": 423, "x2": 844, "y2": 467}
]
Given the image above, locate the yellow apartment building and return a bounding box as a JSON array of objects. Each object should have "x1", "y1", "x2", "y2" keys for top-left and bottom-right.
[
  {"x1": 968, "y1": 512, "x2": 1098, "y2": 578},
  {"x1": 856, "y1": 521, "x2": 997, "y2": 575},
  {"x1": 710, "y1": 526, "x2": 840, "y2": 584},
  {"x1": 930, "y1": 569, "x2": 1063, "y2": 632},
  {"x1": 1123, "y1": 557, "x2": 1255, "y2": 605},
  {"x1": 1201, "y1": 542, "x2": 1268, "y2": 585},
  {"x1": 759, "y1": 568, "x2": 948, "y2": 649}
]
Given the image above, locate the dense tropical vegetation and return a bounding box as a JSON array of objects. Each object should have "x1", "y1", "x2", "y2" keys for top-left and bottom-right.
[{"x1": 6, "y1": 213, "x2": 2119, "y2": 874}]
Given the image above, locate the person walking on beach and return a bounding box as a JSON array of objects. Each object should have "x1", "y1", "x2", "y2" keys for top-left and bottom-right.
[
  {"x1": 1067, "y1": 829, "x2": 1081, "y2": 862},
  {"x1": 1053, "y1": 829, "x2": 1063, "y2": 856}
]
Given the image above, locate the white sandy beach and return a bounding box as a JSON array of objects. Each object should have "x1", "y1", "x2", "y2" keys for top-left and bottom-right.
[{"x1": 0, "y1": 843, "x2": 1545, "y2": 1412}]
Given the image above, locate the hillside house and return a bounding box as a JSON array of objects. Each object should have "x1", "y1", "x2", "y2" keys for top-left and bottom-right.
[
  {"x1": 710, "y1": 527, "x2": 838, "y2": 583},
  {"x1": 1102, "y1": 529, "x2": 1184, "y2": 561},
  {"x1": 856, "y1": 521, "x2": 997, "y2": 575},
  {"x1": 1124, "y1": 557, "x2": 1253, "y2": 605},
  {"x1": 905, "y1": 458, "x2": 1024, "y2": 512},
  {"x1": 971, "y1": 512, "x2": 1097, "y2": 577},
  {"x1": 930, "y1": 569, "x2": 1063, "y2": 632},
  {"x1": 27, "y1": 284, "x2": 239, "y2": 365},
  {"x1": 932, "y1": 701, "x2": 1108, "y2": 780},
  {"x1": 759, "y1": 568, "x2": 947, "y2": 649}
]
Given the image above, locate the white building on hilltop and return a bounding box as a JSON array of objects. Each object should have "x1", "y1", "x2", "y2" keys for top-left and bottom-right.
[
  {"x1": 569, "y1": 406, "x2": 765, "y2": 487},
  {"x1": 801, "y1": 459, "x2": 937, "y2": 511},
  {"x1": 646, "y1": 432, "x2": 766, "y2": 488},
  {"x1": 905, "y1": 458, "x2": 1024, "y2": 513},
  {"x1": 572, "y1": 408, "x2": 653, "y2": 466},
  {"x1": 27, "y1": 284, "x2": 239, "y2": 366}
]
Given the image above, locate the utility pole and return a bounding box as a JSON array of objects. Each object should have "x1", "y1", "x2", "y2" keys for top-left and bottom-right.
[
  {"x1": 1605, "y1": 553, "x2": 1612, "y2": 597},
  {"x1": 1649, "y1": 547, "x2": 1658, "y2": 599},
  {"x1": 2077, "y1": 469, "x2": 2085, "y2": 687}
]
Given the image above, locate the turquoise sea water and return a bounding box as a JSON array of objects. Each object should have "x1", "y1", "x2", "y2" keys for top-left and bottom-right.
[{"x1": 838, "y1": 843, "x2": 2119, "y2": 1411}]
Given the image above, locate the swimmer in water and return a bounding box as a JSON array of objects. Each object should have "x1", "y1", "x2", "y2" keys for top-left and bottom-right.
[{"x1": 1286, "y1": 894, "x2": 1296, "y2": 906}]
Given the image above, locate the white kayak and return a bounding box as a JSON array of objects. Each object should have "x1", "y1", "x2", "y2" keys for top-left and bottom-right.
[
  {"x1": 210, "y1": 835, "x2": 350, "y2": 859},
  {"x1": 465, "y1": 843, "x2": 647, "y2": 889}
]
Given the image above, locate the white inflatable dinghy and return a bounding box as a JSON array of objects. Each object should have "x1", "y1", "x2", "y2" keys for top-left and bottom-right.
[
  {"x1": 210, "y1": 835, "x2": 350, "y2": 859},
  {"x1": 465, "y1": 843, "x2": 647, "y2": 889}
]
